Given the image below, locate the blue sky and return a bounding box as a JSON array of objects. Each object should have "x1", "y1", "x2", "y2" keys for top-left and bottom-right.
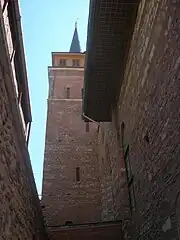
[{"x1": 20, "y1": 0, "x2": 90, "y2": 194}]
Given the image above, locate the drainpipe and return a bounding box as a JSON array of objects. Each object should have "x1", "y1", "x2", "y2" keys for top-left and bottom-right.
[
  {"x1": 13, "y1": 0, "x2": 32, "y2": 123},
  {"x1": 26, "y1": 121, "x2": 31, "y2": 146},
  {"x1": 82, "y1": 113, "x2": 114, "y2": 134},
  {"x1": 82, "y1": 113, "x2": 100, "y2": 126}
]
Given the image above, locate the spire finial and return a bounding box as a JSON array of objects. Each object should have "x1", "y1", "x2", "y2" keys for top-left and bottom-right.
[
  {"x1": 75, "y1": 18, "x2": 78, "y2": 29},
  {"x1": 69, "y1": 19, "x2": 81, "y2": 53}
]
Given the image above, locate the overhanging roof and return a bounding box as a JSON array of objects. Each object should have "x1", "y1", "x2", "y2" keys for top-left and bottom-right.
[
  {"x1": 9, "y1": 0, "x2": 32, "y2": 123},
  {"x1": 83, "y1": 0, "x2": 140, "y2": 122}
]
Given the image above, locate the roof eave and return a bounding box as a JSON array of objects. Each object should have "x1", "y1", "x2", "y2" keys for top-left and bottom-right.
[
  {"x1": 52, "y1": 52, "x2": 85, "y2": 55},
  {"x1": 14, "y1": 1, "x2": 32, "y2": 123},
  {"x1": 83, "y1": 0, "x2": 140, "y2": 122}
]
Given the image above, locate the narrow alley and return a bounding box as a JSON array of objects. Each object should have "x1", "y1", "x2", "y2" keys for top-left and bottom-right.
[{"x1": 0, "y1": 0, "x2": 180, "y2": 239}]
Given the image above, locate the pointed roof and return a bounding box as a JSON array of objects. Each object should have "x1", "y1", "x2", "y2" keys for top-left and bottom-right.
[{"x1": 69, "y1": 20, "x2": 81, "y2": 53}]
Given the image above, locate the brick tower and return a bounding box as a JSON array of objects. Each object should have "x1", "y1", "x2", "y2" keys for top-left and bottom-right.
[{"x1": 41, "y1": 23, "x2": 101, "y2": 228}]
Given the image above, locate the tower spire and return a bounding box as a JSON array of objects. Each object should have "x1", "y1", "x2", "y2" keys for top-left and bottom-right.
[
  {"x1": 75, "y1": 18, "x2": 78, "y2": 29},
  {"x1": 69, "y1": 19, "x2": 81, "y2": 53}
]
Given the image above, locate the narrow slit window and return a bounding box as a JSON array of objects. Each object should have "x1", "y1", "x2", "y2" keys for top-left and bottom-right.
[
  {"x1": 81, "y1": 88, "x2": 84, "y2": 99},
  {"x1": 76, "y1": 167, "x2": 80, "y2": 182},
  {"x1": 86, "y1": 122, "x2": 89, "y2": 132},
  {"x1": 66, "y1": 87, "x2": 70, "y2": 99},
  {"x1": 121, "y1": 121, "x2": 125, "y2": 146}
]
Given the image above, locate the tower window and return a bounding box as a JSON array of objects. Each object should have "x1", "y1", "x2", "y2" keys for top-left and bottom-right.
[
  {"x1": 72, "y1": 59, "x2": 80, "y2": 67},
  {"x1": 86, "y1": 122, "x2": 89, "y2": 132},
  {"x1": 66, "y1": 87, "x2": 70, "y2": 99},
  {"x1": 59, "y1": 59, "x2": 66, "y2": 67},
  {"x1": 65, "y1": 221, "x2": 73, "y2": 226},
  {"x1": 81, "y1": 88, "x2": 84, "y2": 99},
  {"x1": 121, "y1": 122, "x2": 125, "y2": 143},
  {"x1": 76, "y1": 167, "x2": 80, "y2": 181}
]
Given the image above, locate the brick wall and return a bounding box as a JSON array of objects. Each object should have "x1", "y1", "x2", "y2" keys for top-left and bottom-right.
[
  {"x1": 0, "y1": 18, "x2": 47, "y2": 240},
  {"x1": 42, "y1": 67, "x2": 101, "y2": 227},
  {"x1": 49, "y1": 69, "x2": 84, "y2": 99},
  {"x1": 102, "y1": 0, "x2": 180, "y2": 239},
  {"x1": 47, "y1": 221, "x2": 122, "y2": 240}
]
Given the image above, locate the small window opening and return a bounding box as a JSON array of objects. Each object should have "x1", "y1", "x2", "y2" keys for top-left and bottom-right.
[
  {"x1": 66, "y1": 87, "x2": 70, "y2": 99},
  {"x1": 76, "y1": 167, "x2": 80, "y2": 181},
  {"x1": 143, "y1": 131, "x2": 150, "y2": 143},
  {"x1": 65, "y1": 221, "x2": 73, "y2": 226},
  {"x1": 81, "y1": 88, "x2": 84, "y2": 99},
  {"x1": 72, "y1": 59, "x2": 80, "y2": 67},
  {"x1": 121, "y1": 121, "x2": 125, "y2": 146},
  {"x1": 121, "y1": 121, "x2": 125, "y2": 130},
  {"x1": 86, "y1": 122, "x2": 89, "y2": 132},
  {"x1": 59, "y1": 59, "x2": 66, "y2": 67}
]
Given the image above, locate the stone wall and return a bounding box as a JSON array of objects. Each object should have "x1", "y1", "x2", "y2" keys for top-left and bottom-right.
[
  {"x1": 97, "y1": 116, "x2": 132, "y2": 239},
  {"x1": 0, "y1": 15, "x2": 47, "y2": 240},
  {"x1": 98, "y1": 120, "x2": 130, "y2": 222},
  {"x1": 102, "y1": 0, "x2": 180, "y2": 239}
]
